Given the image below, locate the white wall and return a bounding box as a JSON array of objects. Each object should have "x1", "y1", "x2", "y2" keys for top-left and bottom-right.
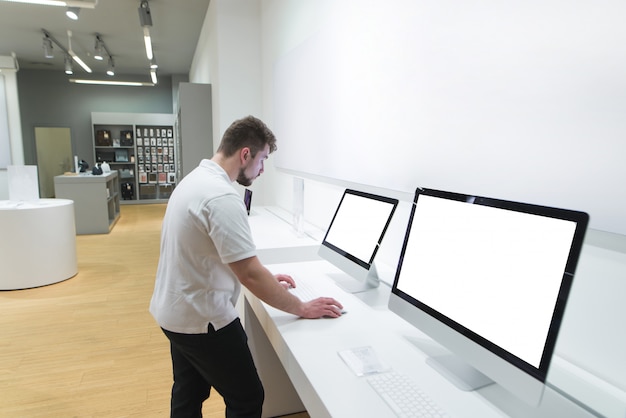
[
  {"x1": 267, "y1": 0, "x2": 626, "y2": 237},
  {"x1": 190, "y1": 0, "x2": 272, "y2": 202},
  {"x1": 193, "y1": 0, "x2": 626, "y2": 270}
]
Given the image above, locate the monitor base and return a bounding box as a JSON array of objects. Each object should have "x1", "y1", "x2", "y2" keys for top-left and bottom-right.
[
  {"x1": 427, "y1": 354, "x2": 494, "y2": 392},
  {"x1": 329, "y1": 263, "x2": 381, "y2": 294},
  {"x1": 406, "y1": 336, "x2": 494, "y2": 391}
]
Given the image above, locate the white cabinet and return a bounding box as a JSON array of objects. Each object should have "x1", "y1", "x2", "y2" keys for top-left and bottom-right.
[{"x1": 54, "y1": 171, "x2": 120, "y2": 234}]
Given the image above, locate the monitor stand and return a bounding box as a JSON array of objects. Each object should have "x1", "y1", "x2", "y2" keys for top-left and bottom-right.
[
  {"x1": 406, "y1": 336, "x2": 494, "y2": 392},
  {"x1": 426, "y1": 355, "x2": 494, "y2": 392},
  {"x1": 328, "y1": 263, "x2": 381, "y2": 294}
]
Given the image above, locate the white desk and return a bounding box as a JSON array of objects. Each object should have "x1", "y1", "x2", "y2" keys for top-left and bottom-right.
[
  {"x1": 248, "y1": 206, "x2": 323, "y2": 264},
  {"x1": 238, "y1": 206, "x2": 324, "y2": 328},
  {"x1": 0, "y1": 199, "x2": 78, "y2": 290},
  {"x1": 547, "y1": 230, "x2": 626, "y2": 418},
  {"x1": 244, "y1": 260, "x2": 597, "y2": 418}
]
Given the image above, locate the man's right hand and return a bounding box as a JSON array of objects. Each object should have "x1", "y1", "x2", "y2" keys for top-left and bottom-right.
[{"x1": 299, "y1": 297, "x2": 344, "y2": 319}]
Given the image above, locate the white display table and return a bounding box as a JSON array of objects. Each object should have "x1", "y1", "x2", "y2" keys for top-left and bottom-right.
[
  {"x1": 0, "y1": 199, "x2": 78, "y2": 290},
  {"x1": 54, "y1": 172, "x2": 120, "y2": 235},
  {"x1": 244, "y1": 260, "x2": 598, "y2": 418}
]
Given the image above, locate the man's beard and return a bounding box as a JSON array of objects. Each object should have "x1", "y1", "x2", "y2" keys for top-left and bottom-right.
[{"x1": 236, "y1": 168, "x2": 253, "y2": 187}]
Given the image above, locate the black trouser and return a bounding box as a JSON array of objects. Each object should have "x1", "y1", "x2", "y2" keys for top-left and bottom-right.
[{"x1": 162, "y1": 318, "x2": 264, "y2": 418}]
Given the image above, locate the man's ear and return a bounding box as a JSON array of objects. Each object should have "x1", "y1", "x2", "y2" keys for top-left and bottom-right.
[{"x1": 240, "y1": 147, "x2": 250, "y2": 163}]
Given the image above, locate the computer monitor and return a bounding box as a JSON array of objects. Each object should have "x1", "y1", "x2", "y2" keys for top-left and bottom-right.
[
  {"x1": 318, "y1": 189, "x2": 398, "y2": 293},
  {"x1": 389, "y1": 187, "x2": 588, "y2": 406}
]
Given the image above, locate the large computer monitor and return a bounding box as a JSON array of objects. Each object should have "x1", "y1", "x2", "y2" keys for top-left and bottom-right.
[
  {"x1": 318, "y1": 189, "x2": 398, "y2": 293},
  {"x1": 389, "y1": 187, "x2": 588, "y2": 406}
]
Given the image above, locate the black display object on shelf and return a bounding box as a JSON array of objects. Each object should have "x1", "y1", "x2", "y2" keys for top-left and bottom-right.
[
  {"x1": 135, "y1": 125, "x2": 177, "y2": 200},
  {"x1": 92, "y1": 113, "x2": 178, "y2": 203},
  {"x1": 93, "y1": 123, "x2": 138, "y2": 201}
]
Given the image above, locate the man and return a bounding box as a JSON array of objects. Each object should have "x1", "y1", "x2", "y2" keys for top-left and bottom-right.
[{"x1": 150, "y1": 115, "x2": 343, "y2": 418}]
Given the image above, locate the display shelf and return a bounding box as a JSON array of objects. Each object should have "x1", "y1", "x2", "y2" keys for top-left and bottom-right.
[
  {"x1": 91, "y1": 113, "x2": 177, "y2": 203},
  {"x1": 135, "y1": 124, "x2": 176, "y2": 200},
  {"x1": 54, "y1": 171, "x2": 120, "y2": 235},
  {"x1": 107, "y1": 174, "x2": 120, "y2": 221}
]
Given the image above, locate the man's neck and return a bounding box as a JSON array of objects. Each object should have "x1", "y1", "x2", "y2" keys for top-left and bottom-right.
[{"x1": 211, "y1": 153, "x2": 237, "y2": 182}]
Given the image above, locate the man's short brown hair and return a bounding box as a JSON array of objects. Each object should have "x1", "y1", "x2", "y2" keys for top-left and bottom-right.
[{"x1": 217, "y1": 116, "x2": 277, "y2": 158}]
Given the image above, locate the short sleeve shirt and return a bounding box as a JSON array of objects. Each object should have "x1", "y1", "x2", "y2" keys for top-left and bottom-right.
[{"x1": 149, "y1": 159, "x2": 256, "y2": 333}]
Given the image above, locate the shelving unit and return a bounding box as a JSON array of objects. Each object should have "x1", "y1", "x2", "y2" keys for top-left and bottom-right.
[
  {"x1": 135, "y1": 124, "x2": 176, "y2": 200},
  {"x1": 53, "y1": 171, "x2": 120, "y2": 235},
  {"x1": 94, "y1": 123, "x2": 136, "y2": 201},
  {"x1": 91, "y1": 112, "x2": 177, "y2": 203}
]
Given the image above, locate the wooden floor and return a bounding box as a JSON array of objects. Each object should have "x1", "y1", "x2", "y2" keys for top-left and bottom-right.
[{"x1": 0, "y1": 204, "x2": 309, "y2": 418}]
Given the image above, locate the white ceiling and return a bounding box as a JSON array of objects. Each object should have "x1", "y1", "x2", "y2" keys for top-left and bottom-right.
[{"x1": 0, "y1": 0, "x2": 211, "y2": 79}]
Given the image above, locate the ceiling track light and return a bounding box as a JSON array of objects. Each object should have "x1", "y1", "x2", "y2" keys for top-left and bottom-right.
[
  {"x1": 43, "y1": 28, "x2": 117, "y2": 77},
  {"x1": 106, "y1": 56, "x2": 115, "y2": 76},
  {"x1": 42, "y1": 28, "x2": 94, "y2": 74},
  {"x1": 65, "y1": 6, "x2": 79, "y2": 20},
  {"x1": 92, "y1": 33, "x2": 115, "y2": 76},
  {"x1": 138, "y1": 0, "x2": 155, "y2": 73},
  {"x1": 42, "y1": 35, "x2": 54, "y2": 59},
  {"x1": 138, "y1": 0, "x2": 152, "y2": 27},
  {"x1": 64, "y1": 54, "x2": 73, "y2": 74},
  {"x1": 94, "y1": 35, "x2": 104, "y2": 60},
  {"x1": 42, "y1": 28, "x2": 70, "y2": 59}
]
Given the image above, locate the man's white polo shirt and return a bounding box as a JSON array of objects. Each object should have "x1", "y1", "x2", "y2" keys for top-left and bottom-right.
[{"x1": 149, "y1": 159, "x2": 256, "y2": 333}]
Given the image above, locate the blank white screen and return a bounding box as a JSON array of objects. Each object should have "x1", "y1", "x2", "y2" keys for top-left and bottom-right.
[
  {"x1": 325, "y1": 193, "x2": 396, "y2": 264},
  {"x1": 396, "y1": 195, "x2": 577, "y2": 367}
]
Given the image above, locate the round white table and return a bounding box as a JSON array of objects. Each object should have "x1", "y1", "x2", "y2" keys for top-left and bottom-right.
[{"x1": 0, "y1": 199, "x2": 78, "y2": 290}]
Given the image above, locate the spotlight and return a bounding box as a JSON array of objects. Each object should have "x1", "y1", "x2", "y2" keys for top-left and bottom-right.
[
  {"x1": 42, "y1": 36, "x2": 54, "y2": 59},
  {"x1": 64, "y1": 54, "x2": 73, "y2": 75},
  {"x1": 66, "y1": 6, "x2": 80, "y2": 20},
  {"x1": 149, "y1": 57, "x2": 158, "y2": 69},
  {"x1": 106, "y1": 57, "x2": 115, "y2": 76},
  {"x1": 94, "y1": 36, "x2": 104, "y2": 60}
]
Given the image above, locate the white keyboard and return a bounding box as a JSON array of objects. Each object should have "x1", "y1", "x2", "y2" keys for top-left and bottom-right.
[
  {"x1": 367, "y1": 372, "x2": 449, "y2": 418},
  {"x1": 288, "y1": 281, "x2": 319, "y2": 301}
]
